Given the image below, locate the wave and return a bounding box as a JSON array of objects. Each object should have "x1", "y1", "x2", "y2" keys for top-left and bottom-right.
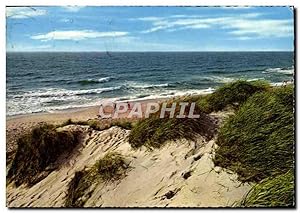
[
  {"x1": 205, "y1": 76, "x2": 235, "y2": 83},
  {"x1": 124, "y1": 82, "x2": 170, "y2": 90},
  {"x1": 11, "y1": 86, "x2": 122, "y2": 99},
  {"x1": 263, "y1": 67, "x2": 294, "y2": 75},
  {"x1": 78, "y1": 77, "x2": 113, "y2": 85}
]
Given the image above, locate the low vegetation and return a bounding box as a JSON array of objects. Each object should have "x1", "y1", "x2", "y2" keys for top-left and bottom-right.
[
  {"x1": 197, "y1": 80, "x2": 269, "y2": 113},
  {"x1": 211, "y1": 84, "x2": 294, "y2": 207},
  {"x1": 129, "y1": 81, "x2": 269, "y2": 149},
  {"x1": 60, "y1": 118, "x2": 133, "y2": 131},
  {"x1": 65, "y1": 170, "x2": 91, "y2": 208},
  {"x1": 214, "y1": 86, "x2": 294, "y2": 182},
  {"x1": 65, "y1": 152, "x2": 128, "y2": 207},
  {"x1": 95, "y1": 152, "x2": 128, "y2": 181},
  {"x1": 129, "y1": 102, "x2": 217, "y2": 148},
  {"x1": 241, "y1": 170, "x2": 294, "y2": 207},
  {"x1": 7, "y1": 123, "x2": 81, "y2": 186}
]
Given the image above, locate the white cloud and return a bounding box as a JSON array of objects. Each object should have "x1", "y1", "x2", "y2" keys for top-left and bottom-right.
[
  {"x1": 6, "y1": 7, "x2": 47, "y2": 19},
  {"x1": 62, "y1": 6, "x2": 85, "y2": 12},
  {"x1": 225, "y1": 19, "x2": 293, "y2": 37},
  {"x1": 30, "y1": 30, "x2": 129, "y2": 41},
  {"x1": 136, "y1": 13, "x2": 293, "y2": 39}
]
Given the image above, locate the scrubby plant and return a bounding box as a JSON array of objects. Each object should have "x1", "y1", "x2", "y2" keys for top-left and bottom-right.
[
  {"x1": 65, "y1": 152, "x2": 128, "y2": 207},
  {"x1": 214, "y1": 85, "x2": 294, "y2": 182},
  {"x1": 65, "y1": 170, "x2": 90, "y2": 207},
  {"x1": 7, "y1": 123, "x2": 81, "y2": 186},
  {"x1": 197, "y1": 80, "x2": 269, "y2": 113},
  {"x1": 129, "y1": 99, "x2": 217, "y2": 149},
  {"x1": 60, "y1": 118, "x2": 133, "y2": 131},
  {"x1": 95, "y1": 152, "x2": 128, "y2": 181},
  {"x1": 60, "y1": 119, "x2": 89, "y2": 127},
  {"x1": 240, "y1": 170, "x2": 295, "y2": 207}
]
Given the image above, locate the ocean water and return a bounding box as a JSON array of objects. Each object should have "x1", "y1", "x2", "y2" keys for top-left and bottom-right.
[{"x1": 6, "y1": 52, "x2": 294, "y2": 116}]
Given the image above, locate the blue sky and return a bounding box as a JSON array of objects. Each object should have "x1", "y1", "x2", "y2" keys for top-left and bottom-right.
[{"x1": 6, "y1": 6, "x2": 294, "y2": 52}]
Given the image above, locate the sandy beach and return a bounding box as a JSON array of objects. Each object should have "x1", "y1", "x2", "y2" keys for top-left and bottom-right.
[{"x1": 6, "y1": 97, "x2": 169, "y2": 163}]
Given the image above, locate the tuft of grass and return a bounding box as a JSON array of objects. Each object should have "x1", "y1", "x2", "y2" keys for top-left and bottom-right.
[
  {"x1": 128, "y1": 100, "x2": 217, "y2": 149},
  {"x1": 65, "y1": 170, "x2": 90, "y2": 208},
  {"x1": 61, "y1": 118, "x2": 133, "y2": 131},
  {"x1": 88, "y1": 119, "x2": 133, "y2": 131},
  {"x1": 95, "y1": 152, "x2": 128, "y2": 181},
  {"x1": 240, "y1": 170, "x2": 295, "y2": 207},
  {"x1": 7, "y1": 123, "x2": 81, "y2": 186},
  {"x1": 65, "y1": 152, "x2": 128, "y2": 207},
  {"x1": 60, "y1": 119, "x2": 89, "y2": 127},
  {"x1": 197, "y1": 80, "x2": 269, "y2": 113},
  {"x1": 214, "y1": 85, "x2": 294, "y2": 182}
]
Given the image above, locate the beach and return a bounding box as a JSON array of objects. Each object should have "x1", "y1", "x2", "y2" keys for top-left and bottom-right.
[{"x1": 6, "y1": 97, "x2": 169, "y2": 163}]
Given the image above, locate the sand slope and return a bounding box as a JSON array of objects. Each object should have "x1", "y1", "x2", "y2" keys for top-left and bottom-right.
[{"x1": 7, "y1": 124, "x2": 251, "y2": 208}]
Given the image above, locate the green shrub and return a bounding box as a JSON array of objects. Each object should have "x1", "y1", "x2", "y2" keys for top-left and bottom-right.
[
  {"x1": 7, "y1": 124, "x2": 81, "y2": 186},
  {"x1": 129, "y1": 109, "x2": 217, "y2": 149},
  {"x1": 241, "y1": 170, "x2": 295, "y2": 207},
  {"x1": 214, "y1": 86, "x2": 294, "y2": 182},
  {"x1": 65, "y1": 170, "x2": 91, "y2": 207},
  {"x1": 65, "y1": 152, "x2": 128, "y2": 207},
  {"x1": 60, "y1": 119, "x2": 89, "y2": 127},
  {"x1": 95, "y1": 152, "x2": 128, "y2": 181},
  {"x1": 198, "y1": 80, "x2": 269, "y2": 113}
]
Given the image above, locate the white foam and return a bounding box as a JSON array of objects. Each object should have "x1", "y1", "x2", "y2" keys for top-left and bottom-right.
[
  {"x1": 10, "y1": 86, "x2": 121, "y2": 98},
  {"x1": 264, "y1": 67, "x2": 294, "y2": 75}
]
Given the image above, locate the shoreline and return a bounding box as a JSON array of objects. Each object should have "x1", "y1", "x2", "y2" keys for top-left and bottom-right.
[
  {"x1": 6, "y1": 97, "x2": 169, "y2": 160},
  {"x1": 6, "y1": 97, "x2": 170, "y2": 123},
  {"x1": 6, "y1": 80, "x2": 292, "y2": 120}
]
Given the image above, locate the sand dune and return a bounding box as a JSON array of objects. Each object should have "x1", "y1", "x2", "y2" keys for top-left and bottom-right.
[{"x1": 7, "y1": 123, "x2": 251, "y2": 208}]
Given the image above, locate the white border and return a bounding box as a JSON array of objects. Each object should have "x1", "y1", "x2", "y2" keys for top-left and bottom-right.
[{"x1": 1, "y1": 0, "x2": 298, "y2": 212}]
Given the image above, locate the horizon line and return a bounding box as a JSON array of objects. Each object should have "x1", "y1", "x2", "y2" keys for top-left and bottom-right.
[{"x1": 6, "y1": 50, "x2": 294, "y2": 53}]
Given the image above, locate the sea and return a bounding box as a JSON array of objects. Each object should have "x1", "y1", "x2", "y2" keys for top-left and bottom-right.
[{"x1": 6, "y1": 52, "x2": 294, "y2": 116}]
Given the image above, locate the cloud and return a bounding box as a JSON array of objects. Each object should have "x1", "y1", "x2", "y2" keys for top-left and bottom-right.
[
  {"x1": 6, "y1": 7, "x2": 47, "y2": 19},
  {"x1": 30, "y1": 30, "x2": 129, "y2": 41},
  {"x1": 62, "y1": 6, "x2": 85, "y2": 12},
  {"x1": 225, "y1": 19, "x2": 293, "y2": 37},
  {"x1": 136, "y1": 13, "x2": 293, "y2": 39}
]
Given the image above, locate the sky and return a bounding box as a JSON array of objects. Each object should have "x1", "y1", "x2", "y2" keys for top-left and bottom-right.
[{"x1": 6, "y1": 6, "x2": 294, "y2": 52}]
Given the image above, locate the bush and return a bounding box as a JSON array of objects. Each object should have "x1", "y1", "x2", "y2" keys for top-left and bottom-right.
[
  {"x1": 128, "y1": 100, "x2": 217, "y2": 149},
  {"x1": 60, "y1": 119, "x2": 89, "y2": 127},
  {"x1": 240, "y1": 170, "x2": 295, "y2": 207},
  {"x1": 198, "y1": 80, "x2": 269, "y2": 113},
  {"x1": 7, "y1": 124, "x2": 81, "y2": 186},
  {"x1": 214, "y1": 86, "x2": 294, "y2": 182},
  {"x1": 65, "y1": 152, "x2": 128, "y2": 207},
  {"x1": 96, "y1": 152, "x2": 128, "y2": 181},
  {"x1": 65, "y1": 171, "x2": 90, "y2": 208}
]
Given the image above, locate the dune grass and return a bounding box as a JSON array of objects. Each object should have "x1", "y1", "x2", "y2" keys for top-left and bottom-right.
[
  {"x1": 7, "y1": 124, "x2": 81, "y2": 186},
  {"x1": 197, "y1": 80, "x2": 269, "y2": 113},
  {"x1": 65, "y1": 152, "x2": 127, "y2": 207},
  {"x1": 95, "y1": 152, "x2": 128, "y2": 181},
  {"x1": 214, "y1": 85, "x2": 294, "y2": 183},
  {"x1": 64, "y1": 170, "x2": 91, "y2": 208},
  {"x1": 240, "y1": 170, "x2": 294, "y2": 207},
  {"x1": 60, "y1": 118, "x2": 133, "y2": 131},
  {"x1": 129, "y1": 81, "x2": 270, "y2": 149},
  {"x1": 128, "y1": 99, "x2": 217, "y2": 149}
]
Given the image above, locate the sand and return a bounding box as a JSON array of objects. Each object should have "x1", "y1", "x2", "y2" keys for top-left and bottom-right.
[
  {"x1": 6, "y1": 98, "x2": 168, "y2": 163},
  {"x1": 7, "y1": 125, "x2": 251, "y2": 207},
  {"x1": 6, "y1": 97, "x2": 251, "y2": 207}
]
